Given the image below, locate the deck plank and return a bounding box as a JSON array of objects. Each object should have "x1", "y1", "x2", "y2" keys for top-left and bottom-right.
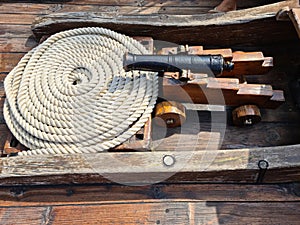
[
  {"x1": 0, "y1": 37, "x2": 37, "y2": 52},
  {"x1": 0, "y1": 25, "x2": 33, "y2": 38},
  {"x1": 0, "y1": 53, "x2": 25, "y2": 73},
  {"x1": 0, "y1": 14, "x2": 36, "y2": 25},
  {"x1": 0, "y1": 201, "x2": 298, "y2": 225},
  {"x1": 46, "y1": 202, "x2": 300, "y2": 225},
  {"x1": 0, "y1": 207, "x2": 48, "y2": 225}
]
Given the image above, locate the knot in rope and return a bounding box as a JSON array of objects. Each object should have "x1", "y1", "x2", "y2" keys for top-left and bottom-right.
[{"x1": 4, "y1": 27, "x2": 158, "y2": 155}]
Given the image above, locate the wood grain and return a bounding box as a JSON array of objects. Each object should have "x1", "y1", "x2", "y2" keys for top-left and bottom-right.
[
  {"x1": 0, "y1": 201, "x2": 299, "y2": 225},
  {"x1": 0, "y1": 207, "x2": 48, "y2": 225},
  {"x1": 0, "y1": 0, "x2": 280, "y2": 8},
  {"x1": 48, "y1": 202, "x2": 300, "y2": 225},
  {"x1": 0, "y1": 144, "x2": 300, "y2": 185},
  {"x1": 0, "y1": 25, "x2": 33, "y2": 38},
  {"x1": 0, "y1": 14, "x2": 36, "y2": 25},
  {"x1": 0, "y1": 37, "x2": 38, "y2": 52},
  {"x1": 31, "y1": 0, "x2": 300, "y2": 47},
  {"x1": 161, "y1": 78, "x2": 284, "y2": 109},
  {"x1": 151, "y1": 117, "x2": 300, "y2": 150},
  {"x1": 1, "y1": 183, "x2": 300, "y2": 206},
  {"x1": 0, "y1": 53, "x2": 25, "y2": 73}
]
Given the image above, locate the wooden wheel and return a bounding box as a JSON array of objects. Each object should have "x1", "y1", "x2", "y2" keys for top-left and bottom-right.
[
  {"x1": 232, "y1": 105, "x2": 261, "y2": 126},
  {"x1": 154, "y1": 101, "x2": 186, "y2": 128}
]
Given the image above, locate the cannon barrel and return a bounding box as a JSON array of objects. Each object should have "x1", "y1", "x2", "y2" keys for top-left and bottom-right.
[{"x1": 123, "y1": 53, "x2": 234, "y2": 75}]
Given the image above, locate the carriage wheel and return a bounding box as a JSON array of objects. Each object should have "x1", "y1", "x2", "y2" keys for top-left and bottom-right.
[{"x1": 232, "y1": 105, "x2": 261, "y2": 126}]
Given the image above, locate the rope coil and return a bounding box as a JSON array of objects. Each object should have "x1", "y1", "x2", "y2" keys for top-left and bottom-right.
[{"x1": 4, "y1": 27, "x2": 158, "y2": 155}]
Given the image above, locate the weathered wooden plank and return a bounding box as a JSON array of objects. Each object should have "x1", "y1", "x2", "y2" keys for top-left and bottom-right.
[
  {"x1": 49, "y1": 202, "x2": 300, "y2": 224},
  {"x1": 0, "y1": 144, "x2": 299, "y2": 185},
  {"x1": 0, "y1": 53, "x2": 25, "y2": 73},
  {"x1": 1, "y1": 183, "x2": 300, "y2": 206},
  {"x1": 0, "y1": 201, "x2": 298, "y2": 225},
  {"x1": 0, "y1": 206, "x2": 49, "y2": 225},
  {"x1": 193, "y1": 202, "x2": 300, "y2": 225},
  {"x1": 0, "y1": 4, "x2": 220, "y2": 16},
  {"x1": 0, "y1": 37, "x2": 37, "y2": 52},
  {"x1": 68, "y1": 0, "x2": 283, "y2": 8},
  {"x1": 0, "y1": 3, "x2": 58, "y2": 14},
  {"x1": 0, "y1": 25, "x2": 33, "y2": 38},
  {"x1": 0, "y1": 14, "x2": 36, "y2": 25},
  {"x1": 0, "y1": 4, "x2": 207, "y2": 16},
  {"x1": 0, "y1": 124, "x2": 9, "y2": 155},
  {"x1": 0, "y1": 0, "x2": 284, "y2": 18},
  {"x1": 67, "y1": 0, "x2": 282, "y2": 8},
  {"x1": 0, "y1": 0, "x2": 279, "y2": 8},
  {"x1": 31, "y1": 0, "x2": 300, "y2": 47}
]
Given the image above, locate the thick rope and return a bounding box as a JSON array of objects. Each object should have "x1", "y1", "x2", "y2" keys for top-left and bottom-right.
[{"x1": 4, "y1": 27, "x2": 158, "y2": 155}]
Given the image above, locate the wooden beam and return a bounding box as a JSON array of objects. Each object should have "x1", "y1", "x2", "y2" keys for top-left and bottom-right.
[
  {"x1": 161, "y1": 78, "x2": 284, "y2": 109},
  {"x1": 31, "y1": 0, "x2": 299, "y2": 46},
  {"x1": 0, "y1": 0, "x2": 279, "y2": 8},
  {"x1": 222, "y1": 52, "x2": 273, "y2": 76},
  {"x1": 289, "y1": 7, "x2": 300, "y2": 38},
  {"x1": 0, "y1": 144, "x2": 300, "y2": 185}
]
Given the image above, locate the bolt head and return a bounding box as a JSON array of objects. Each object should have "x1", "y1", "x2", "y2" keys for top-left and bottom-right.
[
  {"x1": 166, "y1": 118, "x2": 174, "y2": 125},
  {"x1": 244, "y1": 118, "x2": 253, "y2": 125},
  {"x1": 163, "y1": 155, "x2": 175, "y2": 167}
]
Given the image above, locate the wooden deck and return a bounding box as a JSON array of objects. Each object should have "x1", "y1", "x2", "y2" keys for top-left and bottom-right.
[
  {"x1": 0, "y1": 183, "x2": 300, "y2": 224},
  {"x1": 1, "y1": 0, "x2": 300, "y2": 224}
]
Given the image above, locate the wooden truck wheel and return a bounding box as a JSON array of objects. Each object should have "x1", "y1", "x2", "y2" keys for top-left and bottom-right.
[
  {"x1": 154, "y1": 101, "x2": 186, "y2": 128},
  {"x1": 232, "y1": 105, "x2": 261, "y2": 126}
]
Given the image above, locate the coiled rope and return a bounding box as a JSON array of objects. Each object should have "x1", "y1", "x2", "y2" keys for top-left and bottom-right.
[{"x1": 3, "y1": 27, "x2": 158, "y2": 155}]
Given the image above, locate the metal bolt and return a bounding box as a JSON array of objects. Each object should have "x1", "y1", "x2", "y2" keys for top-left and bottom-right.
[
  {"x1": 256, "y1": 160, "x2": 269, "y2": 183},
  {"x1": 166, "y1": 118, "x2": 174, "y2": 125},
  {"x1": 244, "y1": 118, "x2": 252, "y2": 125},
  {"x1": 163, "y1": 155, "x2": 175, "y2": 167},
  {"x1": 258, "y1": 160, "x2": 269, "y2": 170}
]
